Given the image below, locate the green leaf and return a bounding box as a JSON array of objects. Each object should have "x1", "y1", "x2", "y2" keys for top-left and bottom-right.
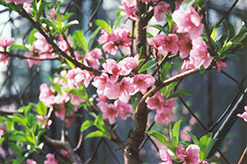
[
  {"x1": 170, "y1": 120, "x2": 182, "y2": 148},
  {"x1": 223, "y1": 54, "x2": 241, "y2": 62},
  {"x1": 95, "y1": 19, "x2": 112, "y2": 33},
  {"x1": 51, "y1": 83, "x2": 62, "y2": 95},
  {"x1": 88, "y1": 27, "x2": 101, "y2": 50},
  {"x1": 165, "y1": 13, "x2": 174, "y2": 33},
  {"x1": 64, "y1": 58, "x2": 76, "y2": 69},
  {"x1": 167, "y1": 89, "x2": 194, "y2": 99},
  {"x1": 9, "y1": 143, "x2": 22, "y2": 156},
  {"x1": 139, "y1": 61, "x2": 158, "y2": 73},
  {"x1": 147, "y1": 32, "x2": 154, "y2": 38},
  {"x1": 85, "y1": 130, "x2": 109, "y2": 139},
  {"x1": 160, "y1": 62, "x2": 173, "y2": 81},
  {"x1": 146, "y1": 131, "x2": 168, "y2": 145},
  {"x1": 117, "y1": 55, "x2": 128, "y2": 63},
  {"x1": 198, "y1": 133, "x2": 216, "y2": 160},
  {"x1": 150, "y1": 24, "x2": 168, "y2": 35},
  {"x1": 113, "y1": 15, "x2": 123, "y2": 30},
  {"x1": 182, "y1": 0, "x2": 196, "y2": 9},
  {"x1": 9, "y1": 44, "x2": 29, "y2": 51},
  {"x1": 73, "y1": 30, "x2": 88, "y2": 53},
  {"x1": 210, "y1": 26, "x2": 216, "y2": 40},
  {"x1": 223, "y1": 21, "x2": 235, "y2": 39},
  {"x1": 187, "y1": 131, "x2": 199, "y2": 145},
  {"x1": 162, "y1": 81, "x2": 178, "y2": 98},
  {"x1": 65, "y1": 87, "x2": 88, "y2": 102},
  {"x1": 199, "y1": 65, "x2": 205, "y2": 74},
  {"x1": 80, "y1": 120, "x2": 94, "y2": 132},
  {"x1": 12, "y1": 114, "x2": 27, "y2": 126},
  {"x1": 35, "y1": 101, "x2": 47, "y2": 116},
  {"x1": 41, "y1": 18, "x2": 59, "y2": 31},
  {"x1": 62, "y1": 20, "x2": 79, "y2": 32}
]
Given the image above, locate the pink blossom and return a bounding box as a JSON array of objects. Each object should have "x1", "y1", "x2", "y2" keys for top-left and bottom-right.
[
  {"x1": 0, "y1": 123, "x2": 5, "y2": 138},
  {"x1": 164, "y1": 98, "x2": 176, "y2": 109},
  {"x1": 180, "y1": 126, "x2": 191, "y2": 141},
  {"x1": 44, "y1": 153, "x2": 57, "y2": 164},
  {"x1": 140, "y1": 0, "x2": 159, "y2": 3},
  {"x1": 92, "y1": 73, "x2": 111, "y2": 95},
  {"x1": 216, "y1": 60, "x2": 227, "y2": 72},
  {"x1": 39, "y1": 83, "x2": 55, "y2": 107},
  {"x1": 115, "y1": 99, "x2": 132, "y2": 120},
  {"x1": 85, "y1": 48, "x2": 102, "y2": 69},
  {"x1": 37, "y1": 115, "x2": 49, "y2": 128},
  {"x1": 176, "y1": 144, "x2": 200, "y2": 164},
  {"x1": 0, "y1": 53, "x2": 9, "y2": 65},
  {"x1": 190, "y1": 37, "x2": 211, "y2": 69},
  {"x1": 104, "y1": 83, "x2": 121, "y2": 100},
  {"x1": 103, "y1": 59, "x2": 121, "y2": 81},
  {"x1": 162, "y1": 34, "x2": 179, "y2": 54},
  {"x1": 5, "y1": 0, "x2": 33, "y2": 4},
  {"x1": 70, "y1": 94, "x2": 85, "y2": 110},
  {"x1": 146, "y1": 92, "x2": 165, "y2": 111},
  {"x1": 74, "y1": 51, "x2": 83, "y2": 61},
  {"x1": 118, "y1": 77, "x2": 135, "y2": 103},
  {"x1": 159, "y1": 147, "x2": 173, "y2": 164},
  {"x1": 33, "y1": 32, "x2": 52, "y2": 54},
  {"x1": 26, "y1": 159, "x2": 37, "y2": 164},
  {"x1": 148, "y1": 35, "x2": 167, "y2": 56},
  {"x1": 133, "y1": 74, "x2": 155, "y2": 94},
  {"x1": 119, "y1": 0, "x2": 136, "y2": 21},
  {"x1": 237, "y1": 106, "x2": 247, "y2": 122},
  {"x1": 118, "y1": 56, "x2": 138, "y2": 75},
  {"x1": 23, "y1": 2, "x2": 32, "y2": 13},
  {"x1": 154, "y1": 110, "x2": 174, "y2": 125},
  {"x1": 25, "y1": 53, "x2": 41, "y2": 67},
  {"x1": 177, "y1": 33, "x2": 192, "y2": 59},
  {"x1": 100, "y1": 103, "x2": 118, "y2": 124},
  {"x1": 57, "y1": 37, "x2": 73, "y2": 53},
  {"x1": 54, "y1": 104, "x2": 66, "y2": 120},
  {"x1": 0, "y1": 36, "x2": 14, "y2": 48},
  {"x1": 181, "y1": 59, "x2": 196, "y2": 72},
  {"x1": 154, "y1": 1, "x2": 170, "y2": 22},
  {"x1": 66, "y1": 68, "x2": 94, "y2": 88},
  {"x1": 173, "y1": 6, "x2": 202, "y2": 39}
]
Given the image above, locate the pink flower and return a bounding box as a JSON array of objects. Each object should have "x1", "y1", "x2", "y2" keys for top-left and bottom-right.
[
  {"x1": 173, "y1": 6, "x2": 202, "y2": 39},
  {"x1": 92, "y1": 73, "x2": 111, "y2": 95},
  {"x1": 54, "y1": 104, "x2": 66, "y2": 120},
  {"x1": 0, "y1": 36, "x2": 14, "y2": 48},
  {"x1": 33, "y1": 32, "x2": 52, "y2": 54},
  {"x1": 44, "y1": 153, "x2": 57, "y2": 164},
  {"x1": 119, "y1": 0, "x2": 136, "y2": 21},
  {"x1": 181, "y1": 59, "x2": 196, "y2": 72},
  {"x1": 154, "y1": 1, "x2": 170, "y2": 22},
  {"x1": 85, "y1": 48, "x2": 102, "y2": 69},
  {"x1": 118, "y1": 77, "x2": 135, "y2": 103},
  {"x1": 177, "y1": 33, "x2": 192, "y2": 59},
  {"x1": 180, "y1": 126, "x2": 192, "y2": 141},
  {"x1": 103, "y1": 59, "x2": 121, "y2": 81},
  {"x1": 5, "y1": 0, "x2": 33, "y2": 4},
  {"x1": 26, "y1": 159, "x2": 37, "y2": 164},
  {"x1": 39, "y1": 83, "x2": 55, "y2": 107},
  {"x1": 0, "y1": 123, "x2": 5, "y2": 138},
  {"x1": 133, "y1": 74, "x2": 155, "y2": 94},
  {"x1": 115, "y1": 99, "x2": 132, "y2": 120},
  {"x1": 37, "y1": 115, "x2": 49, "y2": 128},
  {"x1": 118, "y1": 56, "x2": 138, "y2": 75},
  {"x1": 162, "y1": 34, "x2": 179, "y2": 54},
  {"x1": 0, "y1": 53, "x2": 9, "y2": 65},
  {"x1": 100, "y1": 103, "x2": 119, "y2": 124},
  {"x1": 190, "y1": 37, "x2": 211, "y2": 69},
  {"x1": 237, "y1": 106, "x2": 247, "y2": 122},
  {"x1": 176, "y1": 144, "x2": 200, "y2": 164},
  {"x1": 154, "y1": 110, "x2": 174, "y2": 125},
  {"x1": 216, "y1": 61, "x2": 227, "y2": 72},
  {"x1": 146, "y1": 92, "x2": 165, "y2": 111},
  {"x1": 159, "y1": 147, "x2": 173, "y2": 164},
  {"x1": 25, "y1": 53, "x2": 41, "y2": 68},
  {"x1": 66, "y1": 68, "x2": 94, "y2": 88}
]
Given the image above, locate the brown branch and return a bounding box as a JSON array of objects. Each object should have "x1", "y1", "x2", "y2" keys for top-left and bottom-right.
[
  {"x1": 43, "y1": 135, "x2": 82, "y2": 164},
  {"x1": 0, "y1": 51, "x2": 59, "y2": 61}
]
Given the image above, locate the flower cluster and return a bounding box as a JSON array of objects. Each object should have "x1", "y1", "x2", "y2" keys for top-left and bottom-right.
[
  {"x1": 119, "y1": 0, "x2": 136, "y2": 21},
  {"x1": 4, "y1": 0, "x2": 33, "y2": 4},
  {"x1": 98, "y1": 24, "x2": 131, "y2": 55},
  {"x1": 39, "y1": 68, "x2": 94, "y2": 127},
  {"x1": 146, "y1": 92, "x2": 176, "y2": 125}
]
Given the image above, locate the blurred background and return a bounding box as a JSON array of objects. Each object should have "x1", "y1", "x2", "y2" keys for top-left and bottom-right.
[{"x1": 0, "y1": 0, "x2": 247, "y2": 163}]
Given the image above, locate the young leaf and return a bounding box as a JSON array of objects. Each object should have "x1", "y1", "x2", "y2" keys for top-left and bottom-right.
[
  {"x1": 88, "y1": 27, "x2": 101, "y2": 50},
  {"x1": 65, "y1": 87, "x2": 88, "y2": 102},
  {"x1": 62, "y1": 20, "x2": 79, "y2": 32},
  {"x1": 35, "y1": 101, "x2": 47, "y2": 116},
  {"x1": 160, "y1": 62, "x2": 173, "y2": 81},
  {"x1": 41, "y1": 18, "x2": 59, "y2": 31},
  {"x1": 9, "y1": 44, "x2": 29, "y2": 51},
  {"x1": 80, "y1": 120, "x2": 94, "y2": 132},
  {"x1": 73, "y1": 30, "x2": 88, "y2": 53},
  {"x1": 187, "y1": 131, "x2": 199, "y2": 145},
  {"x1": 95, "y1": 19, "x2": 112, "y2": 33},
  {"x1": 85, "y1": 130, "x2": 109, "y2": 139},
  {"x1": 165, "y1": 13, "x2": 174, "y2": 33},
  {"x1": 150, "y1": 24, "x2": 168, "y2": 35},
  {"x1": 171, "y1": 120, "x2": 182, "y2": 147},
  {"x1": 139, "y1": 61, "x2": 158, "y2": 73},
  {"x1": 146, "y1": 131, "x2": 168, "y2": 145},
  {"x1": 167, "y1": 89, "x2": 194, "y2": 99},
  {"x1": 223, "y1": 54, "x2": 241, "y2": 62}
]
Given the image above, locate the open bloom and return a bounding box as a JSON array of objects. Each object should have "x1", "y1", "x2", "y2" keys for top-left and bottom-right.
[
  {"x1": 173, "y1": 6, "x2": 202, "y2": 39},
  {"x1": 0, "y1": 36, "x2": 14, "y2": 48},
  {"x1": 133, "y1": 74, "x2": 155, "y2": 94},
  {"x1": 26, "y1": 159, "x2": 37, "y2": 164},
  {"x1": 119, "y1": 0, "x2": 136, "y2": 21},
  {"x1": 100, "y1": 103, "x2": 119, "y2": 124},
  {"x1": 176, "y1": 144, "x2": 200, "y2": 164},
  {"x1": 146, "y1": 92, "x2": 165, "y2": 111},
  {"x1": 154, "y1": 1, "x2": 170, "y2": 22},
  {"x1": 44, "y1": 153, "x2": 57, "y2": 164}
]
